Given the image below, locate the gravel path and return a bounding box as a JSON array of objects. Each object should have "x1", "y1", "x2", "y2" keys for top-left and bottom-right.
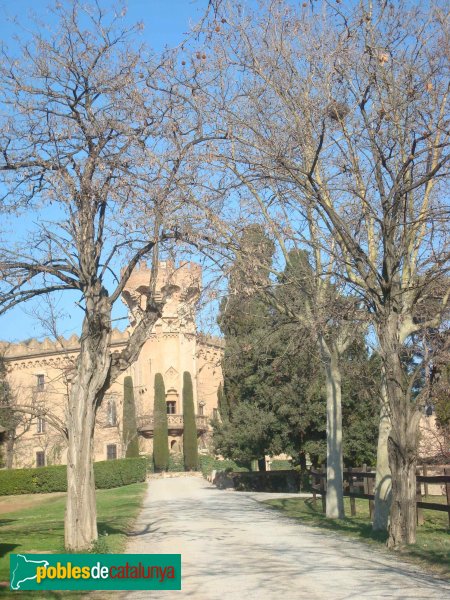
[{"x1": 123, "y1": 476, "x2": 449, "y2": 600}]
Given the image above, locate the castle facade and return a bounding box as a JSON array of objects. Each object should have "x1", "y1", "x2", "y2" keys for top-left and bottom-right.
[{"x1": 0, "y1": 261, "x2": 223, "y2": 468}]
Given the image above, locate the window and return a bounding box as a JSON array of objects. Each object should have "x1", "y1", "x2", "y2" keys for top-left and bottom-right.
[
  {"x1": 213, "y1": 408, "x2": 219, "y2": 419},
  {"x1": 36, "y1": 374, "x2": 45, "y2": 391},
  {"x1": 106, "y1": 400, "x2": 117, "y2": 426},
  {"x1": 106, "y1": 444, "x2": 117, "y2": 460},
  {"x1": 198, "y1": 403, "x2": 204, "y2": 416},
  {"x1": 166, "y1": 401, "x2": 176, "y2": 415},
  {"x1": 36, "y1": 451, "x2": 45, "y2": 467},
  {"x1": 37, "y1": 417, "x2": 46, "y2": 434}
]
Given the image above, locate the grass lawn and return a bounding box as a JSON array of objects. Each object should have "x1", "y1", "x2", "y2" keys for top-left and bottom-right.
[
  {"x1": 0, "y1": 482, "x2": 147, "y2": 600},
  {"x1": 265, "y1": 495, "x2": 450, "y2": 579}
]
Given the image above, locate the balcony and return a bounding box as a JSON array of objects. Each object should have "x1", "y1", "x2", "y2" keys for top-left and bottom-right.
[{"x1": 137, "y1": 414, "x2": 209, "y2": 437}]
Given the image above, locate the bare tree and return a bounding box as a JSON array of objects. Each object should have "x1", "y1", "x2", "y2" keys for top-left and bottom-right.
[
  {"x1": 199, "y1": 0, "x2": 449, "y2": 547},
  {"x1": 0, "y1": 353, "x2": 34, "y2": 468},
  {"x1": 192, "y1": 7, "x2": 362, "y2": 519},
  {"x1": 0, "y1": 1, "x2": 210, "y2": 550},
  {"x1": 195, "y1": 166, "x2": 358, "y2": 517}
]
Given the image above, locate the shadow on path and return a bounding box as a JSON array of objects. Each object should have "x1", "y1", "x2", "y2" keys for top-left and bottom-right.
[{"x1": 122, "y1": 477, "x2": 450, "y2": 600}]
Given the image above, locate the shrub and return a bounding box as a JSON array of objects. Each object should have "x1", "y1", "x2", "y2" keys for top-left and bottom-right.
[
  {"x1": 168, "y1": 453, "x2": 185, "y2": 472},
  {"x1": 270, "y1": 459, "x2": 292, "y2": 470},
  {"x1": 0, "y1": 464, "x2": 67, "y2": 495},
  {"x1": 153, "y1": 373, "x2": 169, "y2": 472},
  {"x1": 0, "y1": 457, "x2": 148, "y2": 496},
  {"x1": 229, "y1": 470, "x2": 300, "y2": 493},
  {"x1": 182, "y1": 371, "x2": 198, "y2": 471},
  {"x1": 94, "y1": 457, "x2": 147, "y2": 489},
  {"x1": 197, "y1": 454, "x2": 248, "y2": 477}
]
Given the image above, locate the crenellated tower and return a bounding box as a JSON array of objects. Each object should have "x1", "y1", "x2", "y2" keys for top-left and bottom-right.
[{"x1": 121, "y1": 260, "x2": 202, "y2": 334}]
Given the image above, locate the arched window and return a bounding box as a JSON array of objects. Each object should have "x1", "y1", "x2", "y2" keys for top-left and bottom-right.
[
  {"x1": 106, "y1": 444, "x2": 117, "y2": 460},
  {"x1": 107, "y1": 400, "x2": 117, "y2": 426},
  {"x1": 166, "y1": 388, "x2": 178, "y2": 414}
]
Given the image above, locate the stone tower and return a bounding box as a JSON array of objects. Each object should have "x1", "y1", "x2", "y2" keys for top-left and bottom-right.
[
  {"x1": 121, "y1": 261, "x2": 206, "y2": 449},
  {"x1": 121, "y1": 260, "x2": 202, "y2": 333}
]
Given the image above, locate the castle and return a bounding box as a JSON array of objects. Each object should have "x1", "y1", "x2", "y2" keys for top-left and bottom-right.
[{"x1": 0, "y1": 261, "x2": 224, "y2": 468}]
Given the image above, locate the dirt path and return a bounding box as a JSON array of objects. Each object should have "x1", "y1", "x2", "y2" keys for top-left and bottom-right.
[{"x1": 123, "y1": 476, "x2": 449, "y2": 600}]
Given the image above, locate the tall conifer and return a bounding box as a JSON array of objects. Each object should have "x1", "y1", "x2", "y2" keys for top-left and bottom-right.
[
  {"x1": 123, "y1": 376, "x2": 140, "y2": 458},
  {"x1": 153, "y1": 373, "x2": 169, "y2": 471},
  {"x1": 182, "y1": 371, "x2": 198, "y2": 471}
]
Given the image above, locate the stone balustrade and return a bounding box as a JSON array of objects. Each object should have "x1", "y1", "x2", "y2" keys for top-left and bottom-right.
[{"x1": 138, "y1": 414, "x2": 208, "y2": 435}]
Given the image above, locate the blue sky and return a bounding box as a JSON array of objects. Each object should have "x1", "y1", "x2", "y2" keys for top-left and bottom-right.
[
  {"x1": 0, "y1": 1, "x2": 210, "y2": 52},
  {"x1": 0, "y1": 0, "x2": 212, "y2": 343}
]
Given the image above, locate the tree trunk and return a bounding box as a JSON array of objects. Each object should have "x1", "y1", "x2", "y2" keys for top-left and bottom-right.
[
  {"x1": 320, "y1": 337, "x2": 345, "y2": 519},
  {"x1": 387, "y1": 430, "x2": 418, "y2": 548},
  {"x1": 378, "y1": 317, "x2": 421, "y2": 548},
  {"x1": 373, "y1": 379, "x2": 392, "y2": 532},
  {"x1": 65, "y1": 399, "x2": 98, "y2": 551},
  {"x1": 298, "y1": 451, "x2": 307, "y2": 473},
  {"x1": 64, "y1": 293, "x2": 112, "y2": 551},
  {"x1": 258, "y1": 457, "x2": 266, "y2": 472},
  {"x1": 5, "y1": 431, "x2": 15, "y2": 469}
]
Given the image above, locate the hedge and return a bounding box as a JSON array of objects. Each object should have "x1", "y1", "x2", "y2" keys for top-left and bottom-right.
[
  {"x1": 270, "y1": 459, "x2": 293, "y2": 471},
  {"x1": 215, "y1": 469, "x2": 301, "y2": 493},
  {"x1": 93, "y1": 457, "x2": 147, "y2": 489},
  {"x1": 197, "y1": 454, "x2": 248, "y2": 477},
  {"x1": 145, "y1": 453, "x2": 248, "y2": 476},
  {"x1": 0, "y1": 457, "x2": 148, "y2": 496}
]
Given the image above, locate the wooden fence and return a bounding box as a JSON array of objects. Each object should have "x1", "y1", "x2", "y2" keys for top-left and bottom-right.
[{"x1": 311, "y1": 465, "x2": 450, "y2": 526}]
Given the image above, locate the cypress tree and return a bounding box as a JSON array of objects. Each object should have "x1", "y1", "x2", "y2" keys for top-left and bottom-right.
[
  {"x1": 217, "y1": 382, "x2": 228, "y2": 420},
  {"x1": 123, "y1": 376, "x2": 140, "y2": 458},
  {"x1": 182, "y1": 371, "x2": 198, "y2": 471},
  {"x1": 153, "y1": 373, "x2": 169, "y2": 472}
]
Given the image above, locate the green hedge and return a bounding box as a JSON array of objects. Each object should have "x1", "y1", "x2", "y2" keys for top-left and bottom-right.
[
  {"x1": 146, "y1": 453, "x2": 248, "y2": 476},
  {"x1": 0, "y1": 464, "x2": 67, "y2": 495},
  {"x1": 146, "y1": 454, "x2": 185, "y2": 473},
  {"x1": 197, "y1": 454, "x2": 248, "y2": 477},
  {"x1": 0, "y1": 457, "x2": 148, "y2": 496},
  {"x1": 94, "y1": 457, "x2": 147, "y2": 489},
  {"x1": 226, "y1": 470, "x2": 301, "y2": 493},
  {"x1": 270, "y1": 459, "x2": 293, "y2": 471}
]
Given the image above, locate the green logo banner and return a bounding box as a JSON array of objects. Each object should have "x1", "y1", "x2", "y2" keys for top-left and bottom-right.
[{"x1": 10, "y1": 553, "x2": 181, "y2": 591}]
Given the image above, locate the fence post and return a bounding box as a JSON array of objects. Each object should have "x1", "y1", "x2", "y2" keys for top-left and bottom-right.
[
  {"x1": 416, "y1": 467, "x2": 424, "y2": 526},
  {"x1": 367, "y1": 474, "x2": 375, "y2": 520},
  {"x1": 423, "y1": 464, "x2": 428, "y2": 497},
  {"x1": 444, "y1": 467, "x2": 450, "y2": 528},
  {"x1": 312, "y1": 470, "x2": 317, "y2": 507},
  {"x1": 362, "y1": 464, "x2": 374, "y2": 520},
  {"x1": 348, "y1": 467, "x2": 356, "y2": 517},
  {"x1": 320, "y1": 468, "x2": 326, "y2": 514}
]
